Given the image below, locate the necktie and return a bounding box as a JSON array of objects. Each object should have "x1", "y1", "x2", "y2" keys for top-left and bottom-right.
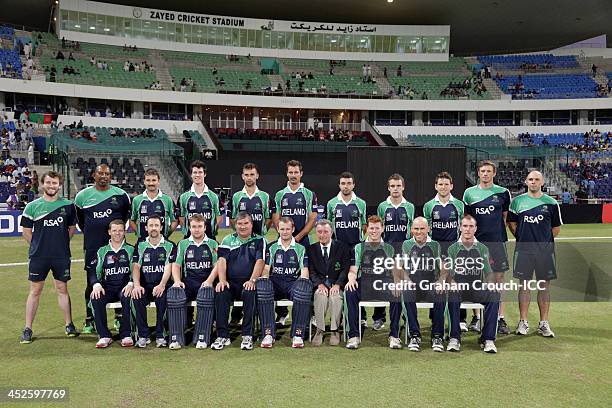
[{"x1": 323, "y1": 245, "x2": 329, "y2": 264}]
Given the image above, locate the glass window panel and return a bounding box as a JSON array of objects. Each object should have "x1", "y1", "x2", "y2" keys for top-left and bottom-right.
[
  {"x1": 95, "y1": 14, "x2": 104, "y2": 35},
  {"x1": 263, "y1": 31, "x2": 271, "y2": 49},
  {"x1": 374, "y1": 35, "x2": 383, "y2": 53},
  {"x1": 239, "y1": 29, "x2": 248, "y2": 47},
  {"x1": 223, "y1": 27, "x2": 233, "y2": 46},
  {"x1": 324, "y1": 34, "x2": 333, "y2": 52},
  {"x1": 245, "y1": 29, "x2": 252, "y2": 47},
  {"x1": 60, "y1": 10, "x2": 68, "y2": 31},
  {"x1": 87, "y1": 13, "x2": 97, "y2": 32},
  {"x1": 155, "y1": 21, "x2": 166, "y2": 41},
  {"x1": 344, "y1": 35, "x2": 353, "y2": 52},
  {"x1": 307, "y1": 33, "x2": 316, "y2": 50},
  {"x1": 182, "y1": 24, "x2": 191, "y2": 43},
  {"x1": 68, "y1": 10, "x2": 78, "y2": 30},
  {"x1": 314, "y1": 33, "x2": 324, "y2": 51},
  {"x1": 284, "y1": 32, "x2": 293, "y2": 49},
  {"x1": 122, "y1": 18, "x2": 131, "y2": 37},
  {"x1": 206, "y1": 27, "x2": 215, "y2": 45},
  {"x1": 132, "y1": 18, "x2": 142, "y2": 39},
  {"x1": 78, "y1": 12, "x2": 87, "y2": 32},
  {"x1": 167, "y1": 22, "x2": 176, "y2": 41},
  {"x1": 296, "y1": 32, "x2": 307, "y2": 50},
  {"x1": 141, "y1": 19, "x2": 153, "y2": 40},
  {"x1": 115, "y1": 17, "x2": 124, "y2": 37},
  {"x1": 103, "y1": 15, "x2": 114, "y2": 36}
]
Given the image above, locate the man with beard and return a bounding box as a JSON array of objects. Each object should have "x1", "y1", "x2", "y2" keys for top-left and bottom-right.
[{"x1": 20, "y1": 171, "x2": 78, "y2": 343}]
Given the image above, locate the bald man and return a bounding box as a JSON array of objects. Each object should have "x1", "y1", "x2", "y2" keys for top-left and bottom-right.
[
  {"x1": 393, "y1": 217, "x2": 447, "y2": 351},
  {"x1": 507, "y1": 171, "x2": 562, "y2": 338},
  {"x1": 75, "y1": 164, "x2": 131, "y2": 333}
]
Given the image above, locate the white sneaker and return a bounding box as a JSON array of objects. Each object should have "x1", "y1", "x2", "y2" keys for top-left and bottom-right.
[
  {"x1": 537, "y1": 321, "x2": 555, "y2": 338},
  {"x1": 261, "y1": 334, "x2": 275, "y2": 348},
  {"x1": 460, "y1": 321, "x2": 468, "y2": 332},
  {"x1": 210, "y1": 337, "x2": 231, "y2": 350},
  {"x1": 168, "y1": 341, "x2": 181, "y2": 350},
  {"x1": 292, "y1": 336, "x2": 304, "y2": 348},
  {"x1": 483, "y1": 340, "x2": 497, "y2": 353},
  {"x1": 431, "y1": 336, "x2": 444, "y2": 352},
  {"x1": 516, "y1": 320, "x2": 529, "y2": 335},
  {"x1": 276, "y1": 315, "x2": 289, "y2": 326},
  {"x1": 135, "y1": 337, "x2": 150, "y2": 348},
  {"x1": 446, "y1": 338, "x2": 461, "y2": 352},
  {"x1": 345, "y1": 337, "x2": 360, "y2": 349},
  {"x1": 240, "y1": 335, "x2": 254, "y2": 350},
  {"x1": 388, "y1": 336, "x2": 402, "y2": 349},
  {"x1": 121, "y1": 337, "x2": 134, "y2": 347},
  {"x1": 195, "y1": 341, "x2": 208, "y2": 349},
  {"x1": 360, "y1": 319, "x2": 368, "y2": 329},
  {"x1": 95, "y1": 337, "x2": 112, "y2": 348},
  {"x1": 155, "y1": 338, "x2": 167, "y2": 348}
]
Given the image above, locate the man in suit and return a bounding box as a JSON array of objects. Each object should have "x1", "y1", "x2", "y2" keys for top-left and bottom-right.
[{"x1": 307, "y1": 219, "x2": 350, "y2": 346}]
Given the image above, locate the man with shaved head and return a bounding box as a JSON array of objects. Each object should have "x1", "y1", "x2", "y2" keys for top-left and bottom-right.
[
  {"x1": 507, "y1": 171, "x2": 562, "y2": 338},
  {"x1": 393, "y1": 217, "x2": 446, "y2": 351},
  {"x1": 75, "y1": 163, "x2": 131, "y2": 333}
]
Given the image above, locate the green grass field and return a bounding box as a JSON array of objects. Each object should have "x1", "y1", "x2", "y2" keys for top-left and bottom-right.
[{"x1": 1, "y1": 224, "x2": 611, "y2": 407}]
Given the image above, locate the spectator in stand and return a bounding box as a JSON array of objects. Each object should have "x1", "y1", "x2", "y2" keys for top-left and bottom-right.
[{"x1": 560, "y1": 189, "x2": 572, "y2": 204}]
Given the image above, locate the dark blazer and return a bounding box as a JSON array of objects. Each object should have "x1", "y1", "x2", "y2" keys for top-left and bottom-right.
[{"x1": 307, "y1": 239, "x2": 350, "y2": 289}]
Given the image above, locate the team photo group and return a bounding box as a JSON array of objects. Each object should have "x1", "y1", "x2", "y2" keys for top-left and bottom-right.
[{"x1": 19, "y1": 158, "x2": 562, "y2": 354}]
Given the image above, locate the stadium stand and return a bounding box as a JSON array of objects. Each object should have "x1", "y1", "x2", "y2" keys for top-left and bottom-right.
[
  {"x1": 405, "y1": 134, "x2": 506, "y2": 148},
  {"x1": 169, "y1": 67, "x2": 271, "y2": 93},
  {"x1": 495, "y1": 73, "x2": 599, "y2": 99},
  {"x1": 212, "y1": 127, "x2": 373, "y2": 152},
  {"x1": 518, "y1": 130, "x2": 612, "y2": 159},
  {"x1": 561, "y1": 161, "x2": 612, "y2": 199},
  {"x1": 40, "y1": 51, "x2": 156, "y2": 89},
  {"x1": 478, "y1": 54, "x2": 579, "y2": 70},
  {"x1": 72, "y1": 156, "x2": 145, "y2": 194},
  {"x1": 0, "y1": 49, "x2": 23, "y2": 79}
]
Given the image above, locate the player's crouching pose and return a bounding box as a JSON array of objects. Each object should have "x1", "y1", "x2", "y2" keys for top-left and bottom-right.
[
  {"x1": 257, "y1": 217, "x2": 313, "y2": 349},
  {"x1": 130, "y1": 215, "x2": 176, "y2": 348},
  {"x1": 167, "y1": 214, "x2": 218, "y2": 350},
  {"x1": 90, "y1": 219, "x2": 135, "y2": 348}
]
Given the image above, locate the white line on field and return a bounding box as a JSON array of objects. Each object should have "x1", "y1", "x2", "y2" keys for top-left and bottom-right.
[{"x1": 0, "y1": 259, "x2": 84, "y2": 267}]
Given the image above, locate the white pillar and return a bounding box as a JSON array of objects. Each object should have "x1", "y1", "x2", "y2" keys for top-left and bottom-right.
[
  {"x1": 307, "y1": 109, "x2": 314, "y2": 129},
  {"x1": 412, "y1": 111, "x2": 423, "y2": 126},
  {"x1": 520, "y1": 111, "x2": 531, "y2": 126},
  {"x1": 578, "y1": 110, "x2": 589, "y2": 125},
  {"x1": 360, "y1": 110, "x2": 368, "y2": 131},
  {"x1": 466, "y1": 111, "x2": 478, "y2": 126},
  {"x1": 132, "y1": 102, "x2": 144, "y2": 119},
  {"x1": 252, "y1": 107, "x2": 259, "y2": 129}
]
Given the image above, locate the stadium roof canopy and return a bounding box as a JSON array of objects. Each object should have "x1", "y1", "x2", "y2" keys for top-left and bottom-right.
[{"x1": 8, "y1": 0, "x2": 612, "y2": 55}]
